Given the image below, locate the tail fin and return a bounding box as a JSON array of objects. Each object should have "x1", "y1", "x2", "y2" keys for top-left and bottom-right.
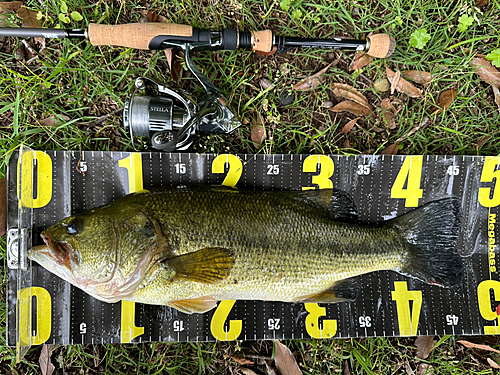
[{"x1": 391, "y1": 198, "x2": 463, "y2": 287}]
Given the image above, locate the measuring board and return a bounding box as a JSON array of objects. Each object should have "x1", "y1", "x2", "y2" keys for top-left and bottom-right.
[{"x1": 6, "y1": 149, "x2": 500, "y2": 355}]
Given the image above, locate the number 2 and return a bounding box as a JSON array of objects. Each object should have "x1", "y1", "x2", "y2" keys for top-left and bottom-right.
[{"x1": 212, "y1": 154, "x2": 243, "y2": 187}]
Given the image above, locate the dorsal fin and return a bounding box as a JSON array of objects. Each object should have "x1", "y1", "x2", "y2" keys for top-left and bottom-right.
[{"x1": 289, "y1": 188, "x2": 359, "y2": 222}]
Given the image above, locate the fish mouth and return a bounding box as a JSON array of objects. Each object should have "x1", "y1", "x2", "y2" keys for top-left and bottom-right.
[{"x1": 40, "y1": 231, "x2": 74, "y2": 269}]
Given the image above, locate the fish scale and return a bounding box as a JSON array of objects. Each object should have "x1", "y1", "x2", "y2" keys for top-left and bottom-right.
[{"x1": 131, "y1": 188, "x2": 411, "y2": 304}]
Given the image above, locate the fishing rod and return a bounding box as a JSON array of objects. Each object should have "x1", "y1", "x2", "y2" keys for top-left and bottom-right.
[
  {"x1": 0, "y1": 23, "x2": 396, "y2": 57},
  {"x1": 0, "y1": 23, "x2": 396, "y2": 151}
]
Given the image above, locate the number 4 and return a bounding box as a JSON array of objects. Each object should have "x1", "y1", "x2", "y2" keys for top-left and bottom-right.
[
  {"x1": 391, "y1": 156, "x2": 423, "y2": 207},
  {"x1": 446, "y1": 165, "x2": 459, "y2": 176}
]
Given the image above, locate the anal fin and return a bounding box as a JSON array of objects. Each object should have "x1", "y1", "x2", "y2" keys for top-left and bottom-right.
[
  {"x1": 167, "y1": 297, "x2": 218, "y2": 314},
  {"x1": 298, "y1": 278, "x2": 360, "y2": 304}
]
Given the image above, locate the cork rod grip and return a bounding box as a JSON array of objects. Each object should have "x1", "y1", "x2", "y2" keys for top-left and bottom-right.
[
  {"x1": 88, "y1": 23, "x2": 193, "y2": 50},
  {"x1": 252, "y1": 30, "x2": 273, "y2": 52}
]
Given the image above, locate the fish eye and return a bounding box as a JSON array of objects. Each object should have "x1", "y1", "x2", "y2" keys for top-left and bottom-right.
[{"x1": 67, "y1": 222, "x2": 79, "y2": 234}]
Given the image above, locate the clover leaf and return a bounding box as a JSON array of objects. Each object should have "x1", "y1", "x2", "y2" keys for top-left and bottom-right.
[{"x1": 409, "y1": 29, "x2": 431, "y2": 49}]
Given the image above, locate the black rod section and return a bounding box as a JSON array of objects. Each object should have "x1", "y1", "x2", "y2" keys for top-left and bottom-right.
[
  {"x1": 0, "y1": 27, "x2": 86, "y2": 39},
  {"x1": 276, "y1": 35, "x2": 367, "y2": 51}
]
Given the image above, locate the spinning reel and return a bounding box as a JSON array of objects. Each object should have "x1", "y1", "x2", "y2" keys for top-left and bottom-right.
[{"x1": 123, "y1": 42, "x2": 241, "y2": 151}]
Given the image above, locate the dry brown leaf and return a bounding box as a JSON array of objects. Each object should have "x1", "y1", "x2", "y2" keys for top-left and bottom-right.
[
  {"x1": 260, "y1": 78, "x2": 274, "y2": 90},
  {"x1": 164, "y1": 49, "x2": 183, "y2": 83},
  {"x1": 263, "y1": 360, "x2": 277, "y2": 375},
  {"x1": 273, "y1": 340, "x2": 303, "y2": 375},
  {"x1": 331, "y1": 83, "x2": 371, "y2": 109},
  {"x1": 342, "y1": 359, "x2": 351, "y2": 375},
  {"x1": 156, "y1": 14, "x2": 169, "y2": 22},
  {"x1": 415, "y1": 336, "x2": 435, "y2": 359},
  {"x1": 476, "y1": 0, "x2": 489, "y2": 5},
  {"x1": 380, "y1": 98, "x2": 397, "y2": 129},
  {"x1": 342, "y1": 117, "x2": 360, "y2": 134},
  {"x1": 0, "y1": 1, "x2": 22, "y2": 26},
  {"x1": 146, "y1": 9, "x2": 157, "y2": 22},
  {"x1": 0, "y1": 177, "x2": 6, "y2": 237},
  {"x1": 292, "y1": 64, "x2": 331, "y2": 91},
  {"x1": 322, "y1": 100, "x2": 333, "y2": 109},
  {"x1": 390, "y1": 70, "x2": 401, "y2": 95},
  {"x1": 230, "y1": 355, "x2": 255, "y2": 366},
  {"x1": 402, "y1": 70, "x2": 433, "y2": 85},
  {"x1": 405, "y1": 362, "x2": 415, "y2": 375},
  {"x1": 239, "y1": 368, "x2": 258, "y2": 375},
  {"x1": 492, "y1": 85, "x2": 500, "y2": 110},
  {"x1": 255, "y1": 46, "x2": 278, "y2": 56},
  {"x1": 330, "y1": 101, "x2": 372, "y2": 117},
  {"x1": 39, "y1": 344, "x2": 55, "y2": 375},
  {"x1": 470, "y1": 55, "x2": 500, "y2": 87},
  {"x1": 0, "y1": 1, "x2": 22, "y2": 15},
  {"x1": 17, "y1": 6, "x2": 42, "y2": 28},
  {"x1": 417, "y1": 363, "x2": 434, "y2": 375},
  {"x1": 476, "y1": 135, "x2": 492, "y2": 150},
  {"x1": 436, "y1": 89, "x2": 458, "y2": 111},
  {"x1": 430, "y1": 89, "x2": 458, "y2": 115},
  {"x1": 343, "y1": 138, "x2": 351, "y2": 148},
  {"x1": 386, "y1": 67, "x2": 423, "y2": 98},
  {"x1": 381, "y1": 142, "x2": 399, "y2": 155},
  {"x1": 457, "y1": 340, "x2": 500, "y2": 353},
  {"x1": 349, "y1": 51, "x2": 373, "y2": 71},
  {"x1": 38, "y1": 115, "x2": 70, "y2": 127},
  {"x1": 487, "y1": 358, "x2": 500, "y2": 369},
  {"x1": 251, "y1": 112, "x2": 266, "y2": 148}
]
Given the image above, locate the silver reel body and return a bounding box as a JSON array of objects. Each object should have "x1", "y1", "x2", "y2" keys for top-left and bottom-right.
[{"x1": 123, "y1": 42, "x2": 241, "y2": 152}]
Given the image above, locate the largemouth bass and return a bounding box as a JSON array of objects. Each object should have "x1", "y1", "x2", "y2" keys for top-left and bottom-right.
[{"x1": 29, "y1": 185, "x2": 463, "y2": 314}]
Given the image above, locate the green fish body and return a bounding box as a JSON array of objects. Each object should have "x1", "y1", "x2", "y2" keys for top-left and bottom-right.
[{"x1": 29, "y1": 186, "x2": 462, "y2": 314}]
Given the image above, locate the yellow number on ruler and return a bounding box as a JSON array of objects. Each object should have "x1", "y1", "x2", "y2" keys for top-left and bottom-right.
[
  {"x1": 121, "y1": 301, "x2": 145, "y2": 343},
  {"x1": 211, "y1": 154, "x2": 243, "y2": 187},
  {"x1": 391, "y1": 281, "x2": 422, "y2": 336},
  {"x1": 17, "y1": 151, "x2": 53, "y2": 208},
  {"x1": 210, "y1": 300, "x2": 242, "y2": 341},
  {"x1": 304, "y1": 303, "x2": 337, "y2": 338},
  {"x1": 479, "y1": 157, "x2": 500, "y2": 208},
  {"x1": 18, "y1": 287, "x2": 52, "y2": 345},
  {"x1": 390, "y1": 156, "x2": 423, "y2": 207},
  {"x1": 302, "y1": 155, "x2": 334, "y2": 190},
  {"x1": 118, "y1": 153, "x2": 145, "y2": 343},
  {"x1": 118, "y1": 153, "x2": 144, "y2": 192},
  {"x1": 477, "y1": 280, "x2": 500, "y2": 334}
]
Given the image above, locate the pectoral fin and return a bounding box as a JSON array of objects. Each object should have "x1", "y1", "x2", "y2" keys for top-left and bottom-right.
[
  {"x1": 298, "y1": 278, "x2": 360, "y2": 303},
  {"x1": 167, "y1": 297, "x2": 218, "y2": 314},
  {"x1": 164, "y1": 247, "x2": 235, "y2": 284}
]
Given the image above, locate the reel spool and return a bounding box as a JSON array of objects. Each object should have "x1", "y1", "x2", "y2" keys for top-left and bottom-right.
[
  {"x1": 123, "y1": 42, "x2": 241, "y2": 152},
  {"x1": 123, "y1": 77, "x2": 197, "y2": 151}
]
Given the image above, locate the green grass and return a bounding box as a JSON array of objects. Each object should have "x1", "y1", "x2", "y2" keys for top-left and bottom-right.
[{"x1": 2, "y1": 0, "x2": 500, "y2": 373}]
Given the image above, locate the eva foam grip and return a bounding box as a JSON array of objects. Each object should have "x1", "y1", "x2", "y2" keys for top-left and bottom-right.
[
  {"x1": 88, "y1": 23, "x2": 193, "y2": 50},
  {"x1": 366, "y1": 34, "x2": 396, "y2": 58},
  {"x1": 252, "y1": 30, "x2": 273, "y2": 52}
]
